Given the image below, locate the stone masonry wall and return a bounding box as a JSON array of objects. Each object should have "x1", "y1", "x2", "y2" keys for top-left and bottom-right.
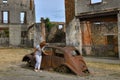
[
  {"x1": 117, "y1": 12, "x2": 120, "y2": 59},
  {"x1": 9, "y1": 25, "x2": 21, "y2": 46},
  {"x1": 76, "y1": 0, "x2": 120, "y2": 16},
  {"x1": 66, "y1": 18, "x2": 82, "y2": 53},
  {"x1": 0, "y1": 0, "x2": 35, "y2": 46},
  {"x1": 0, "y1": 0, "x2": 35, "y2": 24},
  {"x1": 75, "y1": 0, "x2": 120, "y2": 58},
  {"x1": 65, "y1": 0, "x2": 83, "y2": 53}
]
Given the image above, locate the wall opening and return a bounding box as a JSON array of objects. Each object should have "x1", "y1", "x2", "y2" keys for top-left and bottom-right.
[
  {"x1": 20, "y1": 12, "x2": 26, "y2": 24},
  {"x1": 3, "y1": 0, "x2": 7, "y2": 3},
  {"x1": 21, "y1": 31, "x2": 27, "y2": 44},
  {"x1": 2, "y1": 11, "x2": 9, "y2": 23},
  {"x1": 58, "y1": 25, "x2": 63, "y2": 29},
  {"x1": 0, "y1": 28, "x2": 9, "y2": 47},
  {"x1": 91, "y1": 0, "x2": 102, "y2": 4}
]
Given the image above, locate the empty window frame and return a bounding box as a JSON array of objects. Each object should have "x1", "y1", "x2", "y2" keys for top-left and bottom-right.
[
  {"x1": 55, "y1": 49, "x2": 64, "y2": 58},
  {"x1": 91, "y1": 0, "x2": 102, "y2": 4},
  {"x1": 2, "y1": 11, "x2": 9, "y2": 23},
  {"x1": 21, "y1": 31, "x2": 27, "y2": 38},
  {"x1": 20, "y1": 12, "x2": 27, "y2": 24},
  {"x1": 3, "y1": 0, "x2": 7, "y2": 3},
  {"x1": 58, "y1": 25, "x2": 63, "y2": 29},
  {"x1": 71, "y1": 50, "x2": 81, "y2": 56}
]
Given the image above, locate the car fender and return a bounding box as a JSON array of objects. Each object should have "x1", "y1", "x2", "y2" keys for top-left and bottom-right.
[{"x1": 62, "y1": 63, "x2": 82, "y2": 75}]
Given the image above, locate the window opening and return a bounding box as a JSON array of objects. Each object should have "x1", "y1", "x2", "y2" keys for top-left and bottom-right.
[
  {"x1": 20, "y1": 12, "x2": 26, "y2": 24},
  {"x1": 91, "y1": 0, "x2": 102, "y2": 4},
  {"x1": 58, "y1": 25, "x2": 63, "y2": 29},
  {"x1": 71, "y1": 50, "x2": 81, "y2": 56},
  {"x1": 2, "y1": 11, "x2": 9, "y2": 23},
  {"x1": 3, "y1": 0, "x2": 7, "y2": 3},
  {"x1": 55, "y1": 49, "x2": 64, "y2": 57}
]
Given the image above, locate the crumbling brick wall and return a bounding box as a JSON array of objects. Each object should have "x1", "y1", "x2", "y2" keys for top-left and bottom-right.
[{"x1": 65, "y1": 0, "x2": 75, "y2": 25}]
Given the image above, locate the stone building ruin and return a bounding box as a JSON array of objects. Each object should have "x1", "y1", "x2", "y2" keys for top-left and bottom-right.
[
  {"x1": 33, "y1": 18, "x2": 66, "y2": 47},
  {"x1": 65, "y1": 0, "x2": 120, "y2": 59},
  {"x1": 0, "y1": 0, "x2": 35, "y2": 47}
]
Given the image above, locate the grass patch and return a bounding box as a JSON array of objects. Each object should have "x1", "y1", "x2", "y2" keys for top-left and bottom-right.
[
  {"x1": 86, "y1": 62, "x2": 120, "y2": 71},
  {"x1": 0, "y1": 48, "x2": 33, "y2": 70}
]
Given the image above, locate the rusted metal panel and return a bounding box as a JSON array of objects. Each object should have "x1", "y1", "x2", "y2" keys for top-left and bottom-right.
[
  {"x1": 41, "y1": 56, "x2": 52, "y2": 69},
  {"x1": 51, "y1": 56, "x2": 65, "y2": 68},
  {"x1": 63, "y1": 47, "x2": 89, "y2": 75}
]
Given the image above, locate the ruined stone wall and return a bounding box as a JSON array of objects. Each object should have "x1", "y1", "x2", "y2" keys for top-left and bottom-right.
[
  {"x1": 76, "y1": 0, "x2": 120, "y2": 15},
  {"x1": 41, "y1": 22, "x2": 46, "y2": 42},
  {"x1": 27, "y1": 26, "x2": 34, "y2": 46},
  {"x1": 65, "y1": 0, "x2": 83, "y2": 53},
  {"x1": 91, "y1": 23, "x2": 118, "y2": 45},
  {"x1": 48, "y1": 26, "x2": 65, "y2": 43},
  {"x1": 34, "y1": 21, "x2": 46, "y2": 47},
  {"x1": 47, "y1": 22, "x2": 65, "y2": 43},
  {"x1": 9, "y1": 25, "x2": 21, "y2": 46},
  {"x1": 34, "y1": 24, "x2": 40, "y2": 47},
  {"x1": 118, "y1": 12, "x2": 120, "y2": 59},
  {"x1": 80, "y1": 21, "x2": 92, "y2": 55},
  {"x1": 65, "y1": 0, "x2": 120, "y2": 58},
  {"x1": 0, "y1": 0, "x2": 35, "y2": 46},
  {"x1": 81, "y1": 22, "x2": 118, "y2": 46},
  {"x1": 34, "y1": 21, "x2": 65, "y2": 47},
  {"x1": 81, "y1": 21, "x2": 118, "y2": 56},
  {"x1": 0, "y1": 0, "x2": 35, "y2": 24},
  {"x1": 47, "y1": 26, "x2": 58, "y2": 42},
  {"x1": 66, "y1": 18, "x2": 82, "y2": 53}
]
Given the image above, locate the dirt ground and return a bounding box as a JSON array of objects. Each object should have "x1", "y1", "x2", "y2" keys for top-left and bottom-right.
[{"x1": 0, "y1": 48, "x2": 120, "y2": 80}]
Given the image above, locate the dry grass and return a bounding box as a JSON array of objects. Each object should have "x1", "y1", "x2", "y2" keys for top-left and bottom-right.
[
  {"x1": 0, "y1": 48, "x2": 33, "y2": 70},
  {"x1": 0, "y1": 48, "x2": 120, "y2": 73},
  {"x1": 0, "y1": 48, "x2": 120, "y2": 80},
  {"x1": 87, "y1": 62, "x2": 120, "y2": 71}
]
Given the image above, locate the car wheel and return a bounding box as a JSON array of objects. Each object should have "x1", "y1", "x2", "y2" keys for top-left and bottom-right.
[{"x1": 55, "y1": 65, "x2": 70, "y2": 73}]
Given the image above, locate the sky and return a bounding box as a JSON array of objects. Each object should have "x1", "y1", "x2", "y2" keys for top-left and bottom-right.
[
  {"x1": 34, "y1": 0, "x2": 101, "y2": 23},
  {"x1": 91, "y1": 0, "x2": 102, "y2": 3},
  {"x1": 34, "y1": 0, "x2": 65, "y2": 22}
]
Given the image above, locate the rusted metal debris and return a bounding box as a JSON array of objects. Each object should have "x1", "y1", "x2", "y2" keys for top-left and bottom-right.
[{"x1": 22, "y1": 46, "x2": 90, "y2": 76}]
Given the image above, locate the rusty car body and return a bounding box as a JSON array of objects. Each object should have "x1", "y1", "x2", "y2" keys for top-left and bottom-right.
[{"x1": 22, "y1": 46, "x2": 89, "y2": 76}]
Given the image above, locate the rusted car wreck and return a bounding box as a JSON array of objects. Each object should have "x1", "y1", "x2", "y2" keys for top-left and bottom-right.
[{"x1": 22, "y1": 46, "x2": 89, "y2": 76}]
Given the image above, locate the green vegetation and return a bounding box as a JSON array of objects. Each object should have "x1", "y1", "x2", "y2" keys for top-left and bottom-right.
[{"x1": 45, "y1": 18, "x2": 55, "y2": 32}]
